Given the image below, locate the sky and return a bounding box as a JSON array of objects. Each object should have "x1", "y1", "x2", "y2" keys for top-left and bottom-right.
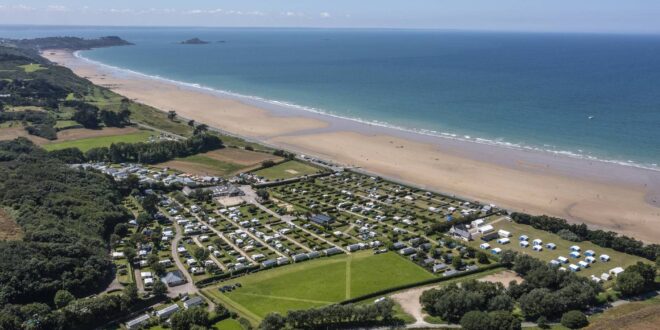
[{"x1": 1, "y1": 0, "x2": 660, "y2": 34}]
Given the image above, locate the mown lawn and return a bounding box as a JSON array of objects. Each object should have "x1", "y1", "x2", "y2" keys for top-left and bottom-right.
[
  {"x1": 252, "y1": 160, "x2": 321, "y2": 181},
  {"x1": 467, "y1": 220, "x2": 650, "y2": 280},
  {"x1": 212, "y1": 318, "x2": 244, "y2": 330},
  {"x1": 202, "y1": 251, "x2": 434, "y2": 321},
  {"x1": 42, "y1": 130, "x2": 153, "y2": 152}
]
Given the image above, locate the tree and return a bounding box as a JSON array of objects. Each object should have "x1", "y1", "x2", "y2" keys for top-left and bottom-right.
[
  {"x1": 262, "y1": 160, "x2": 276, "y2": 168},
  {"x1": 193, "y1": 124, "x2": 208, "y2": 135},
  {"x1": 123, "y1": 284, "x2": 139, "y2": 303},
  {"x1": 123, "y1": 247, "x2": 137, "y2": 264},
  {"x1": 152, "y1": 280, "x2": 168, "y2": 297},
  {"x1": 460, "y1": 311, "x2": 492, "y2": 330},
  {"x1": 536, "y1": 316, "x2": 549, "y2": 329},
  {"x1": 560, "y1": 310, "x2": 588, "y2": 329},
  {"x1": 615, "y1": 270, "x2": 646, "y2": 296},
  {"x1": 452, "y1": 255, "x2": 463, "y2": 270},
  {"x1": 141, "y1": 194, "x2": 160, "y2": 215},
  {"x1": 72, "y1": 107, "x2": 99, "y2": 128},
  {"x1": 136, "y1": 212, "x2": 151, "y2": 228},
  {"x1": 193, "y1": 246, "x2": 209, "y2": 262},
  {"x1": 214, "y1": 303, "x2": 229, "y2": 318},
  {"x1": 489, "y1": 311, "x2": 521, "y2": 330},
  {"x1": 54, "y1": 290, "x2": 75, "y2": 308},
  {"x1": 256, "y1": 189, "x2": 270, "y2": 201},
  {"x1": 188, "y1": 119, "x2": 195, "y2": 127},
  {"x1": 168, "y1": 110, "x2": 177, "y2": 121},
  {"x1": 171, "y1": 307, "x2": 210, "y2": 330},
  {"x1": 487, "y1": 294, "x2": 514, "y2": 312},
  {"x1": 477, "y1": 251, "x2": 490, "y2": 264},
  {"x1": 260, "y1": 312, "x2": 286, "y2": 330}
]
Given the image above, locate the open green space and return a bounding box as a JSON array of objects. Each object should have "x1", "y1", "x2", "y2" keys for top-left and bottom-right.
[
  {"x1": 54, "y1": 120, "x2": 82, "y2": 130},
  {"x1": 160, "y1": 154, "x2": 247, "y2": 177},
  {"x1": 468, "y1": 220, "x2": 650, "y2": 279},
  {"x1": 203, "y1": 251, "x2": 434, "y2": 321},
  {"x1": 252, "y1": 160, "x2": 321, "y2": 181},
  {"x1": 212, "y1": 318, "x2": 244, "y2": 330},
  {"x1": 43, "y1": 130, "x2": 154, "y2": 152},
  {"x1": 18, "y1": 63, "x2": 46, "y2": 73}
]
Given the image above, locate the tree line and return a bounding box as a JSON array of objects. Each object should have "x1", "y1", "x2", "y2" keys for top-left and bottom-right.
[
  {"x1": 259, "y1": 299, "x2": 395, "y2": 330},
  {"x1": 50, "y1": 133, "x2": 224, "y2": 165},
  {"x1": 510, "y1": 213, "x2": 659, "y2": 261}
]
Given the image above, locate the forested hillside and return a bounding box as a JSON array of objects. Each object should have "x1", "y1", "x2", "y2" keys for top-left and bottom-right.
[{"x1": 0, "y1": 138, "x2": 131, "y2": 305}]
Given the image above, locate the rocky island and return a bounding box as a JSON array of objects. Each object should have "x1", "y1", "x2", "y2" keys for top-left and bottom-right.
[{"x1": 179, "y1": 38, "x2": 209, "y2": 45}]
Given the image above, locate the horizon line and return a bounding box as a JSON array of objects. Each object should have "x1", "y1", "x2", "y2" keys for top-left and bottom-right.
[{"x1": 1, "y1": 23, "x2": 660, "y2": 37}]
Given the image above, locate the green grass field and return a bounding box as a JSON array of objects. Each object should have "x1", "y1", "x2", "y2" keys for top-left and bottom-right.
[
  {"x1": 253, "y1": 160, "x2": 321, "y2": 181},
  {"x1": 202, "y1": 251, "x2": 434, "y2": 322},
  {"x1": 212, "y1": 318, "x2": 244, "y2": 330},
  {"x1": 19, "y1": 63, "x2": 46, "y2": 73},
  {"x1": 54, "y1": 120, "x2": 82, "y2": 130},
  {"x1": 468, "y1": 220, "x2": 650, "y2": 280},
  {"x1": 43, "y1": 130, "x2": 154, "y2": 152},
  {"x1": 162, "y1": 154, "x2": 247, "y2": 177}
]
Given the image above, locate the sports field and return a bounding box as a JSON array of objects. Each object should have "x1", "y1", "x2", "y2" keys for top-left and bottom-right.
[
  {"x1": 252, "y1": 160, "x2": 321, "y2": 181},
  {"x1": 43, "y1": 130, "x2": 154, "y2": 152},
  {"x1": 202, "y1": 251, "x2": 434, "y2": 322}
]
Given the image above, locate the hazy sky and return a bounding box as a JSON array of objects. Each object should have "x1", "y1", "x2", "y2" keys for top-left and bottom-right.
[{"x1": 1, "y1": 0, "x2": 660, "y2": 33}]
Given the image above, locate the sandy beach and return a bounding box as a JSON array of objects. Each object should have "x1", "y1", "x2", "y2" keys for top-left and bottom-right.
[{"x1": 43, "y1": 49, "x2": 660, "y2": 243}]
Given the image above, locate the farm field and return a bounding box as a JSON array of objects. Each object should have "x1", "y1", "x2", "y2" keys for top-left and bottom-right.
[
  {"x1": 253, "y1": 160, "x2": 322, "y2": 181},
  {"x1": 468, "y1": 220, "x2": 650, "y2": 279},
  {"x1": 43, "y1": 129, "x2": 154, "y2": 151},
  {"x1": 202, "y1": 251, "x2": 434, "y2": 321},
  {"x1": 155, "y1": 148, "x2": 280, "y2": 177},
  {"x1": 586, "y1": 296, "x2": 660, "y2": 330}
]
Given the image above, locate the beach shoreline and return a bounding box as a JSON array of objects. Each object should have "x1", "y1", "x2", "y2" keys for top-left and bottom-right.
[{"x1": 43, "y1": 49, "x2": 660, "y2": 243}]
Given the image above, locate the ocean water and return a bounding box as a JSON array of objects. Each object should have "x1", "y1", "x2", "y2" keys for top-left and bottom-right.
[{"x1": 2, "y1": 26, "x2": 659, "y2": 168}]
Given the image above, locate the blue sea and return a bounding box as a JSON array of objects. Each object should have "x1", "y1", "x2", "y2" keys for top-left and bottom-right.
[{"x1": 2, "y1": 26, "x2": 659, "y2": 168}]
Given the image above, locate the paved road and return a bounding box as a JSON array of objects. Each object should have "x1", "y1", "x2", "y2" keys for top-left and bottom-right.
[{"x1": 167, "y1": 221, "x2": 198, "y2": 298}]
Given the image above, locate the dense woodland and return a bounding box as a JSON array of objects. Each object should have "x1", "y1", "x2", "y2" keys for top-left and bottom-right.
[{"x1": 0, "y1": 138, "x2": 131, "y2": 306}]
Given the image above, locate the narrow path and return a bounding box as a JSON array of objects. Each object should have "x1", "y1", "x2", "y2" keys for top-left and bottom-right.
[{"x1": 167, "y1": 221, "x2": 197, "y2": 298}]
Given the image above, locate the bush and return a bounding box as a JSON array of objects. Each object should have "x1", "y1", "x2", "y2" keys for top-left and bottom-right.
[
  {"x1": 561, "y1": 310, "x2": 588, "y2": 329},
  {"x1": 557, "y1": 229, "x2": 581, "y2": 242}
]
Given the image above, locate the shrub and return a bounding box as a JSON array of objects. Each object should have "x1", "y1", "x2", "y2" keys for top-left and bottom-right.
[{"x1": 561, "y1": 310, "x2": 588, "y2": 329}]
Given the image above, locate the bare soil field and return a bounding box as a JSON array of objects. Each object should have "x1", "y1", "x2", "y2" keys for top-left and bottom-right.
[
  {"x1": 0, "y1": 209, "x2": 23, "y2": 241},
  {"x1": 0, "y1": 127, "x2": 50, "y2": 144},
  {"x1": 478, "y1": 270, "x2": 523, "y2": 288}
]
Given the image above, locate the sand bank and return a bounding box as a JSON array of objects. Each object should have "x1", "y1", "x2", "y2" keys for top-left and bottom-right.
[{"x1": 43, "y1": 49, "x2": 660, "y2": 243}]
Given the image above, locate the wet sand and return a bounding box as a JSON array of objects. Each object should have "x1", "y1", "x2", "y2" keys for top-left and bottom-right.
[{"x1": 43, "y1": 49, "x2": 660, "y2": 243}]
